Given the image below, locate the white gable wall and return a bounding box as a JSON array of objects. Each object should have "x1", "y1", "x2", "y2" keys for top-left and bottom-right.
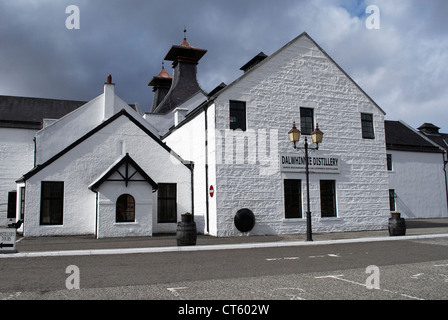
[
  {"x1": 35, "y1": 85, "x2": 159, "y2": 165},
  {"x1": 23, "y1": 114, "x2": 192, "y2": 237},
  {"x1": 210, "y1": 34, "x2": 389, "y2": 236}
]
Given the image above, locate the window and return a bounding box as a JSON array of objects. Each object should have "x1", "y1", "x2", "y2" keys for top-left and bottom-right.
[
  {"x1": 7, "y1": 191, "x2": 17, "y2": 219},
  {"x1": 320, "y1": 180, "x2": 337, "y2": 217},
  {"x1": 361, "y1": 113, "x2": 375, "y2": 139},
  {"x1": 284, "y1": 179, "x2": 302, "y2": 218},
  {"x1": 389, "y1": 190, "x2": 396, "y2": 211},
  {"x1": 229, "y1": 100, "x2": 246, "y2": 131},
  {"x1": 387, "y1": 154, "x2": 393, "y2": 171},
  {"x1": 300, "y1": 108, "x2": 314, "y2": 135},
  {"x1": 158, "y1": 183, "x2": 177, "y2": 223},
  {"x1": 116, "y1": 194, "x2": 135, "y2": 223},
  {"x1": 40, "y1": 182, "x2": 64, "y2": 225}
]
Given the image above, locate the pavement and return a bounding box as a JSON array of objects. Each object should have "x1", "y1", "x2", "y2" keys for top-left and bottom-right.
[{"x1": 2, "y1": 218, "x2": 448, "y2": 258}]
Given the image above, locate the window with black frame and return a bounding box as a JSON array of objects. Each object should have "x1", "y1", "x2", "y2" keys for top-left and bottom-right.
[
  {"x1": 300, "y1": 107, "x2": 314, "y2": 135},
  {"x1": 229, "y1": 100, "x2": 246, "y2": 131},
  {"x1": 158, "y1": 183, "x2": 177, "y2": 223},
  {"x1": 361, "y1": 113, "x2": 375, "y2": 139},
  {"x1": 387, "y1": 154, "x2": 393, "y2": 171},
  {"x1": 40, "y1": 181, "x2": 64, "y2": 225},
  {"x1": 7, "y1": 191, "x2": 16, "y2": 219},
  {"x1": 320, "y1": 180, "x2": 337, "y2": 217},
  {"x1": 284, "y1": 179, "x2": 302, "y2": 219},
  {"x1": 389, "y1": 189, "x2": 396, "y2": 211}
]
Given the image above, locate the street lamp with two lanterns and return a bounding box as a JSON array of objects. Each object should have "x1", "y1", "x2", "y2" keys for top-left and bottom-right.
[{"x1": 287, "y1": 121, "x2": 324, "y2": 241}]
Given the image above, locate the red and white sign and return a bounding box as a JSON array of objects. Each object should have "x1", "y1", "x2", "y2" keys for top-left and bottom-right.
[{"x1": 209, "y1": 185, "x2": 214, "y2": 198}]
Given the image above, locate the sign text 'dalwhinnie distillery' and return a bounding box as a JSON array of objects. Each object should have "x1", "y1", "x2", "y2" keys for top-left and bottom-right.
[{"x1": 280, "y1": 154, "x2": 340, "y2": 173}]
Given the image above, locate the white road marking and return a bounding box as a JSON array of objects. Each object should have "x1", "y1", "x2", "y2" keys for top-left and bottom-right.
[
  {"x1": 315, "y1": 274, "x2": 424, "y2": 300},
  {"x1": 167, "y1": 287, "x2": 188, "y2": 296}
]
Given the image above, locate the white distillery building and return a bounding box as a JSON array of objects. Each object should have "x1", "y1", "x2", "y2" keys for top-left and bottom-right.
[
  {"x1": 162, "y1": 32, "x2": 391, "y2": 236},
  {"x1": 15, "y1": 79, "x2": 193, "y2": 238},
  {"x1": 2, "y1": 31, "x2": 446, "y2": 238},
  {"x1": 385, "y1": 121, "x2": 447, "y2": 219},
  {"x1": 0, "y1": 96, "x2": 86, "y2": 227}
]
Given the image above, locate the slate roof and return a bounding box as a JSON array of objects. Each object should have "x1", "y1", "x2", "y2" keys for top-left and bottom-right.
[
  {"x1": 0, "y1": 95, "x2": 86, "y2": 129},
  {"x1": 385, "y1": 120, "x2": 443, "y2": 153},
  {"x1": 0, "y1": 95, "x2": 138, "y2": 130}
]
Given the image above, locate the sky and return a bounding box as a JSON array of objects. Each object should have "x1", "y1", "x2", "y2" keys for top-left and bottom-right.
[{"x1": 0, "y1": 0, "x2": 447, "y2": 132}]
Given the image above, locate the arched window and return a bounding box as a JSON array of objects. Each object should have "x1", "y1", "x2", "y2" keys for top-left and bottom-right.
[{"x1": 116, "y1": 194, "x2": 135, "y2": 222}]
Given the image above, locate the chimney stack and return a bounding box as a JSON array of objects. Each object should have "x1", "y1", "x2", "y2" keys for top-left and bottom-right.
[
  {"x1": 148, "y1": 63, "x2": 173, "y2": 112},
  {"x1": 151, "y1": 30, "x2": 207, "y2": 114},
  {"x1": 103, "y1": 74, "x2": 115, "y2": 120}
]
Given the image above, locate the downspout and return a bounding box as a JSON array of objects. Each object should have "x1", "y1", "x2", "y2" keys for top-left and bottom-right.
[
  {"x1": 204, "y1": 104, "x2": 210, "y2": 234},
  {"x1": 94, "y1": 191, "x2": 99, "y2": 239},
  {"x1": 189, "y1": 162, "x2": 195, "y2": 220},
  {"x1": 442, "y1": 138, "x2": 448, "y2": 215},
  {"x1": 33, "y1": 137, "x2": 36, "y2": 167},
  {"x1": 444, "y1": 153, "x2": 448, "y2": 215}
]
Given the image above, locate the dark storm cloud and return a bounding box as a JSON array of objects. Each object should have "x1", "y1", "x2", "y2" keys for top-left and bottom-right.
[{"x1": 0, "y1": 0, "x2": 447, "y2": 131}]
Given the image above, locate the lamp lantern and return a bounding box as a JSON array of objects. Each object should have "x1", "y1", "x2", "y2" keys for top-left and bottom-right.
[{"x1": 311, "y1": 123, "x2": 324, "y2": 145}]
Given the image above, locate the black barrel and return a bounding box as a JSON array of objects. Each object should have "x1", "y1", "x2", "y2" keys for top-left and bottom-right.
[
  {"x1": 177, "y1": 221, "x2": 197, "y2": 246},
  {"x1": 388, "y1": 213, "x2": 406, "y2": 236}
]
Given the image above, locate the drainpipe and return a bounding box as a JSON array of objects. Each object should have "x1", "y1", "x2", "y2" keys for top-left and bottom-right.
[
  {"x1": 189, "y1": 162, "x2": 194, "y2": 220},
  {"x1": 204, "y1": 104, "x2": 210, "y2": 234},
  {"x1": 444, "y1": 153, "x2": 448, "y2": 215},
  {"x1": 33, "y1": 137, "x2": 36, "y2": 167}
]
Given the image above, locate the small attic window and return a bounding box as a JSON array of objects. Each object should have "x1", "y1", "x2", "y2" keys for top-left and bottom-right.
[{"x1": 229, "y1": 100, "x2": 246, "y2": 131}]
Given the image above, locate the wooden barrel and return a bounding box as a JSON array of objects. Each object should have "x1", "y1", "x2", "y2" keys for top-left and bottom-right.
[
  {"x1": 176, "y1": 221, "x2": 197, "y2": 246},
  {"x1": 388, "y1": 217, "x2": 406, "y2": 236}
]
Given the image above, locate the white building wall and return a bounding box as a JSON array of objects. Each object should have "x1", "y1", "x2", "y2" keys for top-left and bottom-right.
[
  {"x1": 0, "y1": 128, "x2": 35, "y2": 226},
  {"x1": 35, "y1": 87, "x2": 158, "y2": 165},
  {"x1": 388, "y1": 150, "x2": 448, "y2": 218},
  {"x1": 211, "y1": 34, "x2": 390, "y2": 236},
  {"x1": 163, "y1": 110, "x2": 209, "y2": 234},
  {"x1": 96, "y1": 180, "x2": 154, "y2": 238},
  {"x1": 23, "y1": 114, "x2": 192, "y2": 237}
]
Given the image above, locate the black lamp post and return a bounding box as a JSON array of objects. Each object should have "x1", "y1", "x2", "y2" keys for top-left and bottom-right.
[{"x1": 288, "y1": 122, "x2": 324, "y2": 241}]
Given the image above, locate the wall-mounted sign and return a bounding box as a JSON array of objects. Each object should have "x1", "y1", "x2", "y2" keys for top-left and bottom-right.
[
  {"x1": 280, "y1": 153, "x2": 340, "y2": 173},
  {"x1": 209, "y1": 185, "x2": 214, "y2": 198}
]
